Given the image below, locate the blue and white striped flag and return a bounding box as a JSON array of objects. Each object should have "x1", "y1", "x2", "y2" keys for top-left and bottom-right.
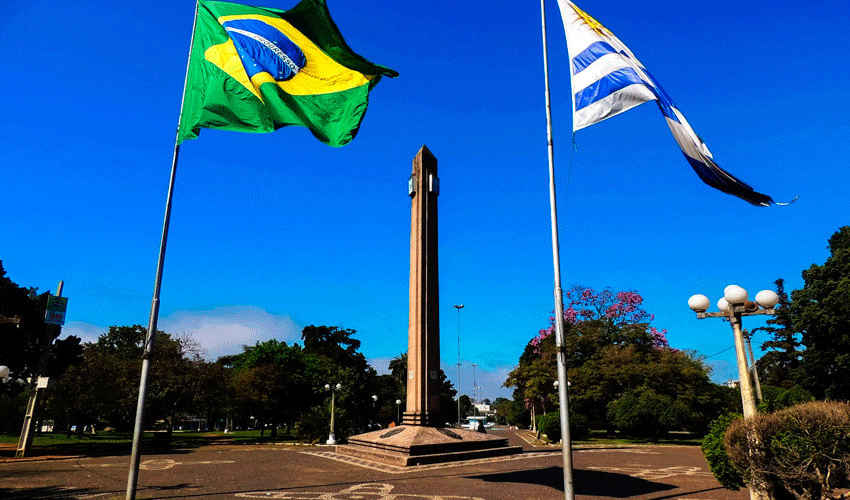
[{"x1": 556, "y1": 0, "x2": 775, "y2": 206}]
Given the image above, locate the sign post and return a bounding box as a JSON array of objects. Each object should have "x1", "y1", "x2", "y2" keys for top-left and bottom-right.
[{"x1": 17, "y1": 281, "x2": 66, "y2": 457}]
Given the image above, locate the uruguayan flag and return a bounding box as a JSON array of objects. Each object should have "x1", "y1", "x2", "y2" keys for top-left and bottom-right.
[{"x1": 556, "y1": 0, "x2": 775, "y2": 206}]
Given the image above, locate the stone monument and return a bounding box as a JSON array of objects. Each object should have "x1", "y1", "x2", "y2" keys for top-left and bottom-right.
[{"x1": 340, "y1": 146, "x2": 521, "y2": 466}]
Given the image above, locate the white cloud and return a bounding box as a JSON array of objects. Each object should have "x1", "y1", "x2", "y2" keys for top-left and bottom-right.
[
  {"x1": 159, "y1": 306, "x2": 303, "y2": 361},
  {"x1": 368, "y1": 356, "x2": 395, "y2": 375},
  {"x1": 61, "y1": 321, "x2": 106, "y2": 344}
]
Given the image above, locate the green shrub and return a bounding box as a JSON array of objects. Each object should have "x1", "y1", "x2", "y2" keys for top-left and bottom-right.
[
  {"x1": 536, "y1": 410, "x2": 589, "y2": 443},
  {"x1": 776, "y1": 385, "x2": 814, "y2": 409},
  {"x1": 607, "y1": 387, "x2": 687, "y2": 442},
  {"x1": 701, "y1": 412, "x2": 745, "y2": 490},
  {"x1": 539, "y1": 412, "x2": 561, "y2": 443},
  {"x1": 724, "y1": 401, "x2": 850, "y2": 500},
  {"x1": 569, "y1": 411, "x2": 590, "y2": 441}
]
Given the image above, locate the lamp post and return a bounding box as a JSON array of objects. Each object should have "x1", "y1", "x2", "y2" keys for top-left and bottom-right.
[
  {"x1": 454, "y1": 304, "x2": 464, "y2": 427},
  {"x1": 325, "y1": 383, "x2": 341, "y2": 445},
  {"x1": 395, "y1": 399, "x2": 401, "y2": 424},
  {"x1": 372, "y1": 395, "x2": 378, "y2": 408},
  {"x1": 688, "y1": 285, "x2": 778, "y2": 420},
  {"x1": 0, "y1": 365, "x2": 10, "y2": 382},
  {"x1": 471, "y1": 363, "x2": 477, "y2": 416}
]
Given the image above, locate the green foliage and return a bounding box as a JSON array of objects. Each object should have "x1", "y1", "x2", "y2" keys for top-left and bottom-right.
[
  {"x1": 757, "y1": 384, "x2": 815, "y2": 414},
  {"x1": 538, "y1": 412, "x2": 561, "y2": 443},
  {"x1": 725, "y1": 401, "x2": 850, "y2": 500},
  {"x1": 0, "y1": 261, "x2": 82, "y2": 394},
  {"x1": 701, "y1": 413, "x2": 745, "y2": 491},
  {"x1": 792, "y1": 226, "x2": 850, "y2": 400},
  {"x1": 776, "y1": 385, "x2": 814, "y2": 409},
  {"x1": 753, "y1": 279, "x2": 801, "y2": 389},
  {"x1": 505, "y1": 286, "x2": 721, "y2": 436},
  {"x1": 535, "y1": 411, "x2": 589, "y2": 442},
  {"x1": 607, "y1": 387, "x2": 688, "y2": 442}
]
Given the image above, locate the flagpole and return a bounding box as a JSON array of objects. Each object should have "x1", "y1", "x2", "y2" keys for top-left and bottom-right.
[
  {"x1": 540, "y1": 1, "x2": 575, "y2": 500},
  {"x1": 126, "y1": 3, "x2": 198, "y2": 500}
]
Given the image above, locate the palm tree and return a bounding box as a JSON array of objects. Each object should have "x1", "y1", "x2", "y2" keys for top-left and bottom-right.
[{"x1": 388, "y1": 352, "x2": 407, "y2": 396}]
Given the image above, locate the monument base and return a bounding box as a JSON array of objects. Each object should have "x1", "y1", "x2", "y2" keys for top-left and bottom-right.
[{"x1": 338, "y1": 426, "x2": 522, "y2": 467}]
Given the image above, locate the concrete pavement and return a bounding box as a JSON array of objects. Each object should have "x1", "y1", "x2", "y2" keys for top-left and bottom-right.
[{"x1": 0, "y1": 428, "x2": 749, "y2": 500}]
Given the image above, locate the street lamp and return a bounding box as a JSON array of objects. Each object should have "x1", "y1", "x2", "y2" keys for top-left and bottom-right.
[
  {"x1": 688, "y1": 285, "x2": 779, "y2": 419},
  {"x1": 395, "y1": 399, "x2": 402, "y2": 424},
  {"x1": 371, "y1": 394, "x2": 378, "y2": 408},
  {"x1": 325, "y1": 383, "x2": 342, "y2": 445},
  {"x1": 0, "y1": 365, "x2": 10, "y2": 382},
  {"x1": 454, "y1": 304, "x2": 464, "y2": 427},
  {"x1": 471, "y1": 363, "x2": 477, "y2": 416}
]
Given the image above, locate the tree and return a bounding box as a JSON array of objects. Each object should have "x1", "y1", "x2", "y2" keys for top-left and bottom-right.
[
  {"x1": 607, "y1": 387, "x2": 688, "y2": 442},
  {"x1": 754, "y1": 279, "x2": 802, "y2": 389},
  {"x1": 301, "y1": 326, "x2": 380, "y2": 437},
  {"x1": 389, "y1": 352, "x2": 407, "y2": 386},
  {"x1": 506, "y1": 286, "x2": 719, "y2": 435},
  {"x1": 385, "y1": 351, "x2": 458, "y2": 425},
  {"x1": 792, "y1": 226, "x2": 850, "y2": 400},
  {"x1": 0, "y1": 261, "x2": 81, "y2": 391},
  {"x1": 229, "y1": 339, "x2": 321, "y2": 438},
  {"x1": 47, "y1": 325, "x2": 200, "y2": 433}
]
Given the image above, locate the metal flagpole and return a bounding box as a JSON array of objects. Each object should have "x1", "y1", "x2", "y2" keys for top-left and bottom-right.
[
  {"x1": 126, "y1": 3, "x2": 198, "y2": 500},
  {"x1": 540, "y1": 1, "x2": 575, "y2": 499}
]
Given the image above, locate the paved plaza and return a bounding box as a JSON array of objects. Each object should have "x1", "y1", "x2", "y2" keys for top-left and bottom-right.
[{"x1": 0, "y1": 429, "x2": 749, "y2": 500}]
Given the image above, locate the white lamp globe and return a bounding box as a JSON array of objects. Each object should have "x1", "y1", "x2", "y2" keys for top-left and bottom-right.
[
  {"x1": 688, "y1": 294, "x2": 711, "y2": 312},
  {"x1": 335, "y1": 383, "x2": 342, "y2": 390},
  {"x1": 724, "y1": 285, "x2": 748, "y2": 304},
  {"x1": 0, "y1": 365, "x2": 9, "y2": 379},
  {"x1": 324, "y1": 383, "x2": 331, "y2": 390},
  {"x1": 396, "y1": 399, "x2": 401, "y2": 405},
  {"x1": 717, "y1": 297, "x2": 730, "y2": 312},
  {"x1": 755, "y1": 290, "x2": 780, "y2": 308}
]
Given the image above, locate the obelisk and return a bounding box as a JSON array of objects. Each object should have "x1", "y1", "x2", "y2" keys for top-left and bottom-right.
[
  {"x1": 339, "y1": 146, "x2": 521, "y2": 466},
  {"x1": 404, "y1": 145, "x2": 441, "y2": 426}
]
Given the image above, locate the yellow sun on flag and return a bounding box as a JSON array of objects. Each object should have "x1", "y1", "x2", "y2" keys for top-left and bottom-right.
[{"x1": 570, "y1": 3, "x2": 611, "y2": 40}]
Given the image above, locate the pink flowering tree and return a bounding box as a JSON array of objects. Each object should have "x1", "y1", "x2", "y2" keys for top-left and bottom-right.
[
  {"x1": 531, "y1": 286, "x2": 668, "y2": 351},
  {"x1": 506, "y1": 286, "x2": 718, "y2": 435}
]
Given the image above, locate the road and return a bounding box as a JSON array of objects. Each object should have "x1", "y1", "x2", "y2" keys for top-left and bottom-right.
[{"x1": 0, "y1": 428, "x2": 749, "y2": 500}]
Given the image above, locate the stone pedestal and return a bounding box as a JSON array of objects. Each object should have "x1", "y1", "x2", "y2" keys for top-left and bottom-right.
[{"x1": 340, "y1": 426, "x2": 521, "y2": 467}]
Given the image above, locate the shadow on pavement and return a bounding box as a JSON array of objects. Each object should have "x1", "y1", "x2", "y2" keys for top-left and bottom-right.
[
  {"x1": 468, "y1": 466, "x2": 677, "y2": 497},
  {"x1": 0, "y1": 485, "x2": 105, "y2": 499}
]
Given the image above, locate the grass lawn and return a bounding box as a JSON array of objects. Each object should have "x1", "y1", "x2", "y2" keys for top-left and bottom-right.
[{"x1": 0, "y1": 429, "x2": 303, "y2": 458}]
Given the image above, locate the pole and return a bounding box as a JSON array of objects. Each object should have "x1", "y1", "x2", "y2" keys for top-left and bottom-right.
[
  {"x1": 729, "y1": 314, "x2": 758, "y2": 419},
  {"x1": 743, "y1": 330, "x2": 763, "y2": 401},
  {"x1": 330, "y1": 390, "x2": 335, "y2": 441},
  {"x1": 454, "y1": 304, "x2": 464, "y2": 426},
  {"x1": 17, "y1": 281, "x2": 63, "y2": 457},
  {"x1": 126, "y1": 4, "x2": 198, "y2": 499},
  {"x1": 541, "y1": 1, "x2": 574, "y2": 498},
  {"x1": 471, "y1": 363, "x2": 477, "y2": 416},
  {"x1": 126, "y1": 145, "x2": 180, "y2": 500},
  {"x1": 730, "y1": 317, "x2": 767, "y2": 500}
]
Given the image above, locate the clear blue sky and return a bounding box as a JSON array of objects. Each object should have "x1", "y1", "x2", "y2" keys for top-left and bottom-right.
[{"x1": 2, "y1": 0, "x2": 848, "y2": 401}]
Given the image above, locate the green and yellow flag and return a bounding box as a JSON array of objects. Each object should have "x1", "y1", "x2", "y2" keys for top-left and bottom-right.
[{"x1": 177, "y1": 0, "x2": 397, "y2": 147}]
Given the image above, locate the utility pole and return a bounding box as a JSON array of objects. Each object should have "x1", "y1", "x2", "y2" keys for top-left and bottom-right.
[{"x1": 743, "y1": 330, "x2": 763, "y2": 401}]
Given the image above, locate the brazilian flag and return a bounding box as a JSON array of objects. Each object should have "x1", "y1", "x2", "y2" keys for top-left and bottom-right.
[{"x1": 177, "y1": 0, "x2": 398, "y2": 147}]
